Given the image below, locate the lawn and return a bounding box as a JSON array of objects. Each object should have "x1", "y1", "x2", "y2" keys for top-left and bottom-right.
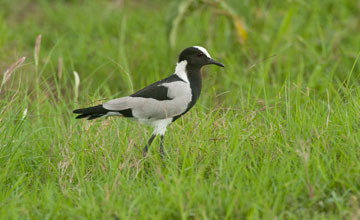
[{"x1": 1, "y1": 0, "x2": 360, "y2": 219}]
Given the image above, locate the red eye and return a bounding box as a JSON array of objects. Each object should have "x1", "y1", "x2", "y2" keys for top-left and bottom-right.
[{"x1": 197, "y1": 52, "x2": 204, "y2": 57}]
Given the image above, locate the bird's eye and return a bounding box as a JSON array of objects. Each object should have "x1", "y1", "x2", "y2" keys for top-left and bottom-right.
[{"x1": 197, "y1": 52, "x2": 204, "y2": 57}]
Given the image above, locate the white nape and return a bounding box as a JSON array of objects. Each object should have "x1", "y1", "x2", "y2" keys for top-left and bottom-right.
[{"x1": 174, "y1": 60, "x2": 189, "y2": 83}]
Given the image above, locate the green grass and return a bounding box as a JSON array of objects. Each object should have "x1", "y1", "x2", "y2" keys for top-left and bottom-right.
[{"x1": 1, "y1": 0, "x2": 360, "y2": 219}]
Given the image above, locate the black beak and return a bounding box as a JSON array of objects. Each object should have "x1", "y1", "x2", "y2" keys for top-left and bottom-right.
[{"x1": 207, "y1": 58, "x2": 225, "y2": 67}]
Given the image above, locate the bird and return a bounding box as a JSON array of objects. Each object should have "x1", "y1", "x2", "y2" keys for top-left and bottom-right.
[{"x1": 73, "y1": 46, "x2": 224, "y2": 156}]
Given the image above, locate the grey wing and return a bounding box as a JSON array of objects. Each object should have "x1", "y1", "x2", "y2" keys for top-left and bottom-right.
[
  {"x1": 103, "y1": 96, "x2": 166, "y2": 119},
  {"x1": 103, "y1": 81, "x2": 192, "y2": 120}
]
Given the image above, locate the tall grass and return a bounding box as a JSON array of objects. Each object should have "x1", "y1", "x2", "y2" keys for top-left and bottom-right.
[{"x1": 0, "y1": 0, "x2": 359, "y2": 219}]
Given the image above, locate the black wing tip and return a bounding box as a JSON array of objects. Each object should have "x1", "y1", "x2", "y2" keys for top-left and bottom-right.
[
  {"x1": 73, "y1": 105, "x2": 107, "y2": 120},
  {"x1": 72, "y1": 105, "x2": 133, "y2": 120},
  {"x1": 72, "y1": 105, "x2": 105, "y2": 114},
  {"x1": 75, "y1": 113, "x2": 104, "y2": 120},
  {"x1": 73, "y1": 109, "x2": 82, "y2": 114},
  {"x1": 75, "y1": 114, "x2": 89, "y2": 119},
  {"x1": 87, "y1": 114, "x2": 103, "y2": 120}
]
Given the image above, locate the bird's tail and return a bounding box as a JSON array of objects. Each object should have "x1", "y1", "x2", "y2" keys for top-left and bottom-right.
[{"x1": 73, "y1": 105, "x2": 109, "y2": 120}]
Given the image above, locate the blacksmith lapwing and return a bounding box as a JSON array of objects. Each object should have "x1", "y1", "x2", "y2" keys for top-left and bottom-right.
[{"x1": 73, "y1": 46, "x2": 224, "y2": 156}]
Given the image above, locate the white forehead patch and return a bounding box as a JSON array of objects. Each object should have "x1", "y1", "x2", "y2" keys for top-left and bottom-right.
[{"x1": 193, "y1": 46, "x2": 212, "y2": 58}]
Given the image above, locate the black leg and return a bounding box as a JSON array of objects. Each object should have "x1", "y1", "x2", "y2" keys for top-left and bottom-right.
[
  {"x1": 143, "y1": 134, "x2": 156, "y2": 156},
  {"x1": 159, "y1": 135, "x2": 165, "y2": 157}
]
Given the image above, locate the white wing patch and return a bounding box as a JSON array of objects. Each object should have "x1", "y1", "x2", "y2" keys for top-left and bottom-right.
[
  {"x1": 193, "y1": 46, "x2": 212, "y2": 58},
  {"x1": 106, "y1": 112, "x2": 122, "y2": 116},
  {"x1": 161, "y1": 81, "x2": 190, "y2": 99}
]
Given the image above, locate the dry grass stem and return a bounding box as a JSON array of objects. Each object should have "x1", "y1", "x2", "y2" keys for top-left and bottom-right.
[
  {"x1": 1, "y1": 57, "x2": 26, "y2": 93},
  {"x1": 73, "y1": 71, "x2": 80, "y2": 101},
  {"x1": 34, "y1": 34, "x2": 42, "y2": 67},
  {"x1": 58, "y1": 57, "x2": 63, "y2": 80}
]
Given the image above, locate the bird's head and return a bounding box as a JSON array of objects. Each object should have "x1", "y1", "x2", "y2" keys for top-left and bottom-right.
[{"x1": 178, "y1": 46, "x2": 224, "y2": 68}]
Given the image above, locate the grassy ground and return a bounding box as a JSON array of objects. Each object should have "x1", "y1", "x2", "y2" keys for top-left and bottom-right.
[{"x1": 1, "y1": 0, "x2": 360, "y2": 219}]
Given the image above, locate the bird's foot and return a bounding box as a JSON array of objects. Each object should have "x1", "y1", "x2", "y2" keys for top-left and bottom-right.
[
  {"x1": 142, "y1": 147, "x2": 148, "y2": 157},
  {"x1": 159, "y1": 147, "x2": 165, "y2": 158}
]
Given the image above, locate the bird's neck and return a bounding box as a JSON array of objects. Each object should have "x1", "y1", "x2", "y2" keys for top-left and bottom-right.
[
  {"x1": 174, "y1": 60, "x2": 202, "y2": 99},
  {"x1": 170, "y1": 61, "x2": 203, "y2": 122},
  {"x1": 185, "y1": 64, "x2": 202, "y2": 107},
  {"x1": 171, "y1": 61, "x2": 202, "y2": 120}
]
